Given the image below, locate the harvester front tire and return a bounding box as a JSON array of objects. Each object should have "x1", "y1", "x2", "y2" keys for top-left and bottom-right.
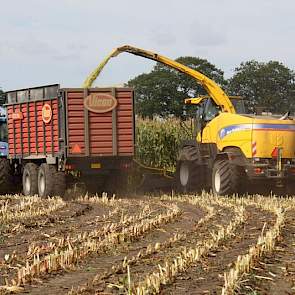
[
  {"x1": 212, "y1": 159, "x2": 241, "y2": 196},
  {"x1": 23, "y1": 163, "x2": 38, "y2": 196},
  {"x1": 0, "y1": 158, "x2": 13, "y2": 194},
  {"x1": 176, "y1": 161, "x2": 203, "y2": 193},
  {"x1": 176, "y1": 145, "x2": 203, "y2": 193}
]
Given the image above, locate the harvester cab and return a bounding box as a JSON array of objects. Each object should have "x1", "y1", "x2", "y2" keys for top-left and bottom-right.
[
  {"x1": 185, "y1": 96, "x2": 246, "y2": 135},
  {"x1": 84, "y1": 44, "x2": 295, "y2": 196},
  {"x1": 0, "y1": 106, "x2": 8, "y2": 157}
]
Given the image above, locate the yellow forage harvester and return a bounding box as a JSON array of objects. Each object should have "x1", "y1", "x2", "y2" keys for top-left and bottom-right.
[{"x1": 85, "y1": 45, "x2": 295, "y2": 195}]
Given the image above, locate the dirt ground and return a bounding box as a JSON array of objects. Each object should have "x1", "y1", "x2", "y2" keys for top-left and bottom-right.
[{"x1": 0, "y1": 193, "x2": 294, "y2": 295}]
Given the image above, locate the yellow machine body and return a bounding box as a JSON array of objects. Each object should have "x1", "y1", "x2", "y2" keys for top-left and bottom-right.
[{"x1": 202, "y1": 113, "x2": 295, "y2": 159}]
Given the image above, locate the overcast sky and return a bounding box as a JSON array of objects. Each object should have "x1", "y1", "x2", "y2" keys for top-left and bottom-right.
[{"x1": 1, "y1": 0, "x2": 294, "y2": 90}]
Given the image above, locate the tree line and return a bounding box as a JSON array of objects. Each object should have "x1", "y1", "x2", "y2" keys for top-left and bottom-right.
[
  {"x1": 1, "y1": 57, "x2": 295, "y2": 117},
  {"x1": 0, "y1": 89, "x2": 4, "y2": 105},
  {"x1": 127, "y1": 57, "x2": 295, "y2": 118}
]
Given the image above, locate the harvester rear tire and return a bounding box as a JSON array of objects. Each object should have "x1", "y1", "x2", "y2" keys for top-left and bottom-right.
[
  {"x1": 23, "y1": 163, "x2": 38, "y2": 196},
  {"x1": 0, "y1": 158, "x2": 13, "y2": 194},
  {"x1": 212, "y1": 159, "x2": 242, "y2": 196}
]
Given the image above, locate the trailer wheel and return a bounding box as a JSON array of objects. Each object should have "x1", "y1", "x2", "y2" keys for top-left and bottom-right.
[
  {"x1": 0, "y1": 158, "x2": 13, "y2": 194},
  {"x1": 23, "y1": 163, "x2": 38, "y2": 196},
  {"x1": 38, "y1": 164, "x2": 55, "y2": 198},
  {"x1": 212, "y1": 159, "x2": 241, "y2": 195}
]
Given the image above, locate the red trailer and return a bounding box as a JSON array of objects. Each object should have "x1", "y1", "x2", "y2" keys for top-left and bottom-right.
[{"x1": 4, "y1": 84, "x2": 134, "y2": 197}]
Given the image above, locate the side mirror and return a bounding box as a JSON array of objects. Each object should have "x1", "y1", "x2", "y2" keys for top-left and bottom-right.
[{"x1": 184, "y1": 97, "x2": 206, "y2": 105}]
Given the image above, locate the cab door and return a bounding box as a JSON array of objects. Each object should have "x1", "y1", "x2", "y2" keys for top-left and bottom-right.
[{"x1": 201, "y1": 99, "x2": 220, "y2": 144}]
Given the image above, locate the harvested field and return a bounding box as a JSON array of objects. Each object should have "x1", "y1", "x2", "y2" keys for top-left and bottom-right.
[{"x1": 0, "y1": 193, "x2": 294, "y2": 295}]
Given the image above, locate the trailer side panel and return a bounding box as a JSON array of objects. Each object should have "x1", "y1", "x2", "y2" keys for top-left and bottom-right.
[
  {"x1": 6, "y1": 85, "x2": 60, "y2": 159},
  {"x1": 66, "y1": 88, "x2": 134, "y2": 157}
]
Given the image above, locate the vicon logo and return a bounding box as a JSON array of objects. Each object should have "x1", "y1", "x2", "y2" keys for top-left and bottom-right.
[{"x1": 84, "y1": 93, "x2": 117, "y2": 113}]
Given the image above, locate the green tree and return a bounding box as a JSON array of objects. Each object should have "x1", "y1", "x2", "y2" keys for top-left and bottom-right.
[
  {"x1": 0, "y1": 88, "x2": 4, "y2": 106},
  {"x1": 127, "y1": 57, "x2": 226, "y2": 118},
  {"x1": 227, "y1": 60, "x2": 295, "y2": 114}
]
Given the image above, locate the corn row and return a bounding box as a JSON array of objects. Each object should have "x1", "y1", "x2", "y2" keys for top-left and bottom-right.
[
  {"x1": 221, "y1": 202, "x2": 285, "y2": 295},
  {"x1": 112, "y1": 201, "x2": 216, "y2": 275},
  {"x1": 134, "y1": 203, "x2": 245, "y2": 294},
  {"x1": 0, "y1": 195, "x2": 44, "y2": 218},
  {"x1": 136, "y1": 118, "x2": 186, "y2": 171},
  {"x1": 68, "y1": 200, "x2": 217, "y2": 295},
  {"x1": 2, "y1": 203, "x2": 154, "y2": 270},
  {"x1": 0, "y1": 197, "x2": 65, "y2": 224},
  {"x1": 161, "y1": 191, "x2": 238, "y2": 208},
  {"x1": 1, "y1": 205, "x2": 180, "y2": 288},
  {"x1": 26, "y1": 203, "x2": 154, "y2": 258},
  {"x1": 78, "y1": 194, "x2": 158, "y2": 212},
  {"x1": 230, "y1": 194, "x2": 295, "y2": 211},
  {"x1": 0, "y1": 194, "x2": 33, "y2": 202},
  {"x1": 67, "y1": 234, "x2": 186, "y2": 295},
  {"x1": 78, "y1": 193, "x2": 119, "y2": 206}
]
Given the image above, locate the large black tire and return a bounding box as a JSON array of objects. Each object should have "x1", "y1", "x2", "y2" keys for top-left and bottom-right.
[
  {"x1": 0, "y1": 158, "x2": 13, "y2": 194},
  {"x1": 212, "y1": 159, "x2": 244, "y2": 196},
  {"x1": 38, "y1": 164, "x2": 55, "y2": 198},
  {"x1": 23, "y1": 163, "x2": 38, "y2": 196},
  {"x1": 176, "y1": 146, "x2": 204, "y2": 193},
  {"x1": 38, "y1": 164, "x2": 66, "y2": 198}
]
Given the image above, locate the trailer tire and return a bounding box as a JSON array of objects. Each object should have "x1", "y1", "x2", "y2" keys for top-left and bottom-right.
[
  {"x1": 0, "y1": 158, "x2": 13, "y2": 194},
  {"x1": 23, "y1": 163, "x2": 38, "y2": 196},
  {"x1": 212, "y1": 159, "x2": 241, "y2": 196},
  {"x1": 38, "y1": 164, "x2": 55, "y2": 198}
]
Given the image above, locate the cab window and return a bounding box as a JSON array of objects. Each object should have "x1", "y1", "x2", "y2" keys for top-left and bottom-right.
[
  {"x1": 204, "y1": 99, "x2": 219, "y2": 121},
  {"x1": 231, "y1": 99, "x2": 246, "y2": 114}
]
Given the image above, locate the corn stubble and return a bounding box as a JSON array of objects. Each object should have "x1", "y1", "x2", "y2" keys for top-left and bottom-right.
[
  {"x1": 0, "y1": 193, "x2": 294, "y2": 295},
  {"x1": 4, "y1": 202, "x2": 181, "y2": 288}
]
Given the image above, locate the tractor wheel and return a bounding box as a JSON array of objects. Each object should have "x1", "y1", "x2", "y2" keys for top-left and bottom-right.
[
  {"x1": 38, "y1": 164, "x2": 56, "y2": 198},
  {"x1": 23, "y1": 163, "x2": 38, "y2": 196},
  {"x1": 212, "y1": 159, "x2": 243, "y2": 196},
  {"x1": 0, "y1": 158, "x2": 13, "y2": 194}
]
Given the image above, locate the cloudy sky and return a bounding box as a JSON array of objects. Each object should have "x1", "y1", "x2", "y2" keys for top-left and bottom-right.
[{"x1": 1, "y1": 0, "x2": 294, "y2": 90}]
